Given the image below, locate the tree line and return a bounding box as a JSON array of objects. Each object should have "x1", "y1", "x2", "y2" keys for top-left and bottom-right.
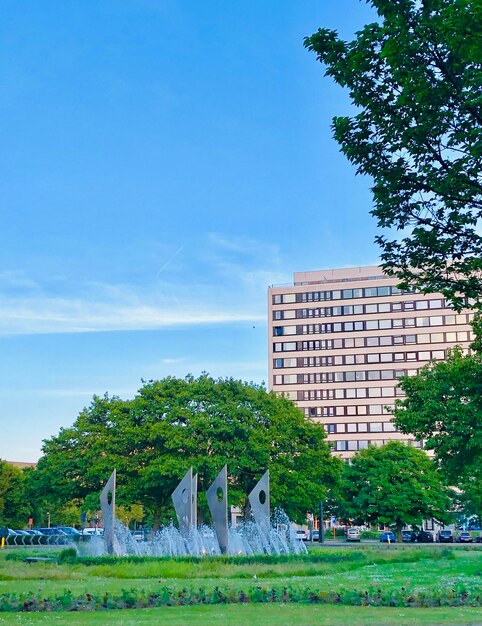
[{"x1": 1, "y1": 368, "x2": 479, "y2": 532}]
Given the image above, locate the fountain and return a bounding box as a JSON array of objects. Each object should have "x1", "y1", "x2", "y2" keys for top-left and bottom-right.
[{"x1": 83, "y1": 467, "x2": 306, "y2": 557}]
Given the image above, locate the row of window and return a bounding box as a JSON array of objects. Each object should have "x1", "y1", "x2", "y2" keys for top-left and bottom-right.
[
  {"x1": 298, "y1": 386, "x2": 403, "y2": 401},
  {"x1": 305, "y1": 404, "x2": 393, "y2": 417},
  {"x1": 332, "y1": 439, "x2": 421, "y2": 452},
  {"x1": 273, "y1": 330, "x2": 472, "y2": 352},
  {"x1": 275, "y1": 369, "x2": 415, "y2": 385},
  {"x1": 325, "y1": 421, "x2": 397, "y2": 434},
  {"x1": 274, "y1": 349, "x2": 446, "y2": 369},
  {"x1": 273, "y1": 298, "x2": 445, "y2": 320},
  {"x1": 272, "y1": 285, "x2": 408, "y2": 305},
  {"x1": 274, "y1": 314, "x2": 470, "y2": 337}
]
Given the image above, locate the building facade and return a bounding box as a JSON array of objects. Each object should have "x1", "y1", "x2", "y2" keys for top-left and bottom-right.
[{"x1": 268, "y1": 266, "x2": 474, "y2": 459}]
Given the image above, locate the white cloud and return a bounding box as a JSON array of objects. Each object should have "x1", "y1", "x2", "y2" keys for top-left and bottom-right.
[
  {"x1": 0, "y1": 232, "x2": 287, "y2": 336},
  {"x1": 0, "y1": 296, "x2": 265, "y2": 336}
]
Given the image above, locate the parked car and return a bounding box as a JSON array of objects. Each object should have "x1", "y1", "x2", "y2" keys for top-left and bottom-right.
[
  {"x1": 81, "y1": 528, "x2": 103, "y2": 536},
  {"x1": 401, "y1": 530, "x2": 418, "y2": 543},
  {"x1": 475, "y1": 535, "x2": 482, "y2": 543},
  {"x1": 346, "y1": 528, "x2": 361, "y2": 542},
  {"x1": 24, "y1": 530, "x2": 45, "y2": 543},
  {"x1": 4, "y1": 529, "x2": 22, "y2": 544},
  {"x1": 37, "y1": 528, "x2": 70, "y2": 543},
  {"x1": 380, "y1": 531, "x2": 396, "y2": 543},
  {"x1": 133, "y1": 530, "x2": 145, "y2": 542},
  {"x1": 417, "y1": 531, "x2": 434, "y2": 543},
  {"x1": 457, "y1": 531, "x2": 473, "y2": 543},
  {"x1": 437, "y1": 530, "x2": 454, "y2": 543},
  {"x1": 38, "y1": 527, "x2": 67, "y2": 535},
  {"x1": 295, "y1": 530, "x2": 308, "y2": 541},
  {"x1": 54, "y1": 527, "x2": 81, "y2": 541},
  {"x1": 311, "y1": 530, "x2": 319, "y2": 541}
]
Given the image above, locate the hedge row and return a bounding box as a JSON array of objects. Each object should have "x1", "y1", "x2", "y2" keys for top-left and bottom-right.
[{"x1": 0, "y1": 584, "x2": 480, "y2": 612}]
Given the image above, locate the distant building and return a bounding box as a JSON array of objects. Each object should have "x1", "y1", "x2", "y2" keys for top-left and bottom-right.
[
  {"x1": 268, "y1": 265, "x2": 474, "y2": 459},
  {"x1": 5, "y1": 461, "x2": 36, "y2": 469}
]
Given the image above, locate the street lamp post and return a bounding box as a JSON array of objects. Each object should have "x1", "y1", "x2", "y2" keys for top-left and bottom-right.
[
  {"x1": 47, "y1": 512, "x2": 51, "y2": 529},
  {"x1": 319, "y1": 501, "x2": 324, "y2": 544}
]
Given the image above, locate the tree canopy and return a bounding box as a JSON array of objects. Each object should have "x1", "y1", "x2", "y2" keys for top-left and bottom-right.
[
  {"x1": 340, "y1": 441, "x2": 452, "y2": 535},
  {"x1": 394, "y1": 347, "x2": 482, "y2": 514},
  {"x1": 34, "y1": 375, "x2": 342, "y2": 527},
  {"x1": 305, "y1": 0, "x2": 482, "y2": 309},
  {"x1": 0, "y1": 462, "x2": 32, "y2": 528}
]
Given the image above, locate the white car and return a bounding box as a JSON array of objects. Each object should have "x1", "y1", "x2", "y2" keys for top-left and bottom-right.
[
  {"x1": 81, "y1": 528, "x2": 103, "y2": 536},
  {"x1": 346, "y1": 528, "x2": 361, "y2": 542},
  {"x1": 295, "y1": 529, "x2": 308, "y2": 541}
]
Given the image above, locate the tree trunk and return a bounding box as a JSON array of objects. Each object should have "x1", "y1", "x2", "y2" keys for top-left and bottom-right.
[{"x1": 152, "y1": 507, "x2": 161, "y2": 533}]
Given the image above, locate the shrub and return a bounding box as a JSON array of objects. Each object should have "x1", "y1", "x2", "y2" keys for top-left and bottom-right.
[
  {"x1": 57, "y1": 548, "x2": 78, "y2": 564},
  {"x1": 0, "y1": 583, "x2": 478, "y2": 612}
]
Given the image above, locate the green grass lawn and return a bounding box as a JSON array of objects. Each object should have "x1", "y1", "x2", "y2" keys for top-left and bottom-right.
[
  {"x1": 1, "y1": 604, "x2": 482, "y2": 625},
  {"x1": 0, "y1": 546, "x2": 480, "y2": 624}
]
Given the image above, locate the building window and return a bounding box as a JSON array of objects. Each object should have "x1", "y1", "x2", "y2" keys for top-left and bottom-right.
[{"x1": 283, "y1": 294, "x2": 296, "y2": 304}]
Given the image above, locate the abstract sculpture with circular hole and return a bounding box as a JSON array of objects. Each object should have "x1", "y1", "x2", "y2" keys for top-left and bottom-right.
[{"x1": 92, "y1": 466, "x2": 305, "y2": 558}]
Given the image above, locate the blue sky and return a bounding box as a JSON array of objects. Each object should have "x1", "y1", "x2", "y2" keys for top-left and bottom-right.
[{"x1": 0, "y1": 0, "x2": 379, "y2": 462}]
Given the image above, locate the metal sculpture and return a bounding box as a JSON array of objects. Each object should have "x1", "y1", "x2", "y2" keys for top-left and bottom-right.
[
  {"x1": 172, "y1": 467, "x2": 194, "y2": 535},
  {"x1": 206, "y1": 465, "x2": 228, "y2": 553},
  {"x1": 100, "y1": 469, "x2": 116, "y2": 554},
  {"x1": 191, "y1": 473, "x2": 198, "y2": 528},
  {"x1": 248, "y1": 469, "x2": 270, "y2": 528}
]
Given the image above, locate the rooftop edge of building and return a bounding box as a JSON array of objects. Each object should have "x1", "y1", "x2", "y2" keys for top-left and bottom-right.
[{"x1": 270, "y1": 265, "x2": 392, "y2": 288}]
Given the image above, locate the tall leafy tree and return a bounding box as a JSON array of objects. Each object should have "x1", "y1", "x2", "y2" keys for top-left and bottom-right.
[
  {"x1": 35, "y1": 375, "x2": 342, "y2": 527},
  {"x1": 305, "y1": 0, "x2": 482, "y2": 309},
  {"x1": 341, "y1": 441, "x2": 452, "y2": 537},
  {"x1": 394, "y1": 347, "x2": 482, "y2": 514},
  {"x1": 0, "y1": 462, "x2": 32, "y2": 528}
]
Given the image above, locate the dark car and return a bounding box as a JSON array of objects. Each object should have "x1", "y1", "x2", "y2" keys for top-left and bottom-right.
[
  {"x1": 457, "y1": 531, "x2": 473, "y2": 543},
  {"x1": 380, "y1": 531, "x2": 396, "y2": 543},
  {"x1": 417, "y1": 530, "x2": 434, "y2": 543},
  {"x1": 475, "y1": 535, "x2": 482, "y2": 543},
  {"x1": 37, "y1": 528, "x2": 70, "y2": 544},
  {"x1": 55, "y1": 527, "x2": 81, "y2": 541},
  {"x1": 401, "y1": 530, "x2": 418, "y2": 543},
  {"x1": 37, "y1": 527, "x2": 67, "y2": 535},
  {"x1": 25, "y1": 530, "x2": 44, "y2": 543},
  {"x1": 437, "y1": 530, "x2": 454, "y2": 543}
]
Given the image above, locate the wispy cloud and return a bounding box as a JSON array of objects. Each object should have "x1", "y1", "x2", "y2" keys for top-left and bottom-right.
[
  {"x1": 0, "y1": 296, "x2": 265, "y2": 336},
  {"x1": 0, "y1": 233, "x2": 283, "y2": 336}
]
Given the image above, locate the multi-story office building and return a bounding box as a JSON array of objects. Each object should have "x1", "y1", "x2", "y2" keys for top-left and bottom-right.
[{"x1": 268, "y1": 265, "x2": 474, "y2": 459}]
